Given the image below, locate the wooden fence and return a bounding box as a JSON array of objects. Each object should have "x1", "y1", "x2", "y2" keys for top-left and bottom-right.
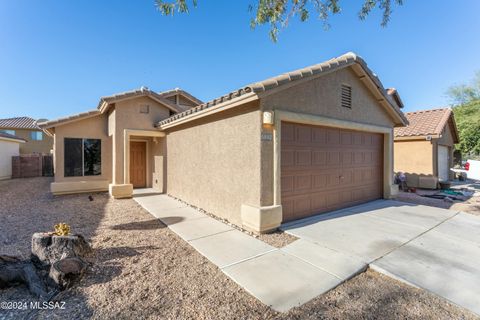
[{"x1": 12, "y1": 154, "x2": 53, "y2": 178}]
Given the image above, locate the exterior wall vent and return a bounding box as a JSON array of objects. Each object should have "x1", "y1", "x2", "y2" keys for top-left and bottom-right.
[{"x1": 341, "y1": 84, "x2": 352, "y2": 108}]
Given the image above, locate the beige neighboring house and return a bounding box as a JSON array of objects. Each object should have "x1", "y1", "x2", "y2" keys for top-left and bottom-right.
[
  {"x1": 0, "y1": 117, "x2": 53, "y2": 154},
  {"x1": 0, "y1": 132, "x2": 25, "y2": 180},
  {"x1": 39, "y1": 52, "x2": 408, "y2": 232},
  {"x1": 394, "y1": 108, "x2": 459, "y2": 188}
]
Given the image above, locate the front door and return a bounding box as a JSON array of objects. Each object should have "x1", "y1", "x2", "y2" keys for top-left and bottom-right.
[{"x1": 130, "y1": 141, "x2": 146, "y2": 188}]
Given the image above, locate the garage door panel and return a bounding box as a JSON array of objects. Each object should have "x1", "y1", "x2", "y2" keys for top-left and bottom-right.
[
  {"x1": 294, "y1": 196, "x2": 312, "y2": 217},
  {"x1": 341, "y1": 151, "x2": 353, "y2": 166},
  {"x1": 341, "y1": 132, "x2": 352, "y2": 145},
  {"x1": 296, "y1": 150, "x2": 312, "y2": 166},
  {"x1": 281, "y1": 123, "x2": 295, "y2": 142},
  {"x1": 281, "y1": 175, "x2": 294, "y2": 193},
  {"x1": 312, "y1": 151, "x2": 327, "y2": 166},
  {"x1": 326, "y1": 129, "x2": 340, "y2": 145},
  {"x1": 312, "y1": 127, "x2": 326, "y2": 144},
  {"x1": 312, "y1": 174, "x2": 328, "y2": 189},
  {"x1": 295, "y1": 175, "x2": 312, "y2": 191},
  {"x1": 281, "y1": 122, "x2": 383, "y2": 222},
  {"x1": 353, "y1": 151, "x2": 364, "y2": 164},
  {"x1": 327, "y1": 151, "x2": 341, "y2": 165},
  {"x1": 297, "y1": 126, "x2": 312, "y2": 143},
  {"x1": 281, "y1": 149, "x2": 295, "y2": 167}
]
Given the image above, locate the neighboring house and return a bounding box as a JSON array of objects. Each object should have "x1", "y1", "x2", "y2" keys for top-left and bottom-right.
[
  {"x1": 394, "y1": 108, "x2": 459, "y2": 188},
  {"x1": 0, "y1": 132, "x2": 25, "y2": 180},
  {"x1": 39, "y1": 52, "x2": 408, "y2": 232},
  {"x1": 0, "y1": 117, "x2": 53, "y2": 154}
]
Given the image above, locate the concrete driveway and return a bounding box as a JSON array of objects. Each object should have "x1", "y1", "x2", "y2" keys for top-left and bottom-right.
[{"x1": 281, "y1": 200, "x2": 480, "y2": 315}]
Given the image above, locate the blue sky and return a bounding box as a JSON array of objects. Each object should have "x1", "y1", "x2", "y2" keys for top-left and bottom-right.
[{"x1": 0, "y1": 0, "x2": 479, "y2": 120}]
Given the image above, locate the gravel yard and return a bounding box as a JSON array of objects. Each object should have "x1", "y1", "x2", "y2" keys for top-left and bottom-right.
[{"x1": 1, "y1": 178, "x2": 477, "y2": 319}]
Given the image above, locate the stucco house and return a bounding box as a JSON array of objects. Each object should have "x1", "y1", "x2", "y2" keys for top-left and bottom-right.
[
  {"x1": 39, "y1": 52, "x2": 408, "y2": 232},
  {"x1": 0, "y1": 132, "x2": 25, "y2": 180},
  {"x1": 0, "y1": 117, "x2": 53, "y2": 154},
  {"x1": 394, "y1": 108, "x2": 459, "y2": 188}
]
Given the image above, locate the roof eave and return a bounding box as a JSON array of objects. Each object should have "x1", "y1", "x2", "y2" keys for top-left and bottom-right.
[
  {"x1": 394, "y1": 134, "x2": 441, "y2": 141},
  {"x1": 157, "y1": 92, "x2": 259, "y2": 130}
]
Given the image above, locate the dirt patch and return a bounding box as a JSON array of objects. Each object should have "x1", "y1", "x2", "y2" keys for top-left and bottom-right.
[{"x1": 1, "y1": 178, "x2": 477, "y2": 319}]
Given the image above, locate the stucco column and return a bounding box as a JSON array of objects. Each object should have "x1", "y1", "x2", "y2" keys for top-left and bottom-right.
[{"x1": 124, "y1": 130, "x2": 130, "y2": 184}]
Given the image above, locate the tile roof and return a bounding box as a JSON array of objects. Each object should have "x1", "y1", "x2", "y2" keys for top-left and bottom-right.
[
  {"x1": 0, "y1": 131, "x2": 26, "y2": 142},
  {"x1": 0, "y1": 116, "x2": 42, "y2": 130},
  {"x1": 40, "y1": 86, "x2": 201, "y2": 129},
  {"x1": 157, "y1": 52, "x2": 408, "y2": 127},
  {"x1": 159, "y1": 88, "x2": 203, "y2": 105},
  {"x1": 38, "y1": 110, "x2": 101, "y2": 129},
  {"x1": 97, "y1": 87, "x2": 181, "y2": 113},
  {"x1": 394, "y1": 108, "x2": 456, "y2": 139}
]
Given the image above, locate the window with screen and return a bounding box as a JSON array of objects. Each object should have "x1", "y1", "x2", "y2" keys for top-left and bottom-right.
[
  {"x1": 64, "y1": 138, "x2": 101, "y2": 177},
  {"x1": 30, "y1": 131, "x2": 43, "y2": 141},
  {"x1": 0, "y1": 129, "x2": 15, "y2": 136}
]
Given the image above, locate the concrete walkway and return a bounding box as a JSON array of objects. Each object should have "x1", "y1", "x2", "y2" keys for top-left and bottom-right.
[
  {"x1": 133, "y1": 190, "x2": 364, "y2": 312},
  {"x1": 134, "y1": 191, "x2": 480, "y2": 315},
  {"x1": 282, "y1": 200, "x2": 480, "y2": 316}
]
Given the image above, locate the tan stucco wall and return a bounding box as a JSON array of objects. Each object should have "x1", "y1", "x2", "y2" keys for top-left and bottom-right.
[
  {"x1": 165, "y1": 102, "x2": 262, "y2": 226},
  {"x1": 53, "y1": 114, "x2": 112, "y2": 183},
  {"x1": 112, "y1": 97, "x2": 170, "y2": 184},
  {"x1": 151, "y1": 137, "x2": 166, "y2": 191},
  {"x1": 394, "y1": 139, "x2": 434, "y2": 187},
  {"x1": 1, "y1": 129, "x2": 53, "y2": 154},
  {"x1": 394, "y1": 122, "x2": 456, "y2": 185},
  {"x1": 0, "y1": 140, "x2": 20, "y2": 180},
  {"x1": 260, "y1": 66, "x2": 397, "y2": 207},
  {"x1": 49, "y1": 96, "x2": 171, "y2": 194},
  {"x1": 394, "y1": 140, "x2": 433, "y2": 175},
  {"x1": 261, "y1": 67, "x2": 395, "y2": 127}
]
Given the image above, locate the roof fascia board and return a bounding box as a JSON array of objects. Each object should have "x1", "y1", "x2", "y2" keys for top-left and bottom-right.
[
  {"x1": 255, "y1": 62, "x2": 353, "y2": 100},
  {"x1": 99, "y1": 93, "x2": 181, "y2": 114},
  {"x1": 40, "y1": 112, "x2": 101, "y2": 129},
  {"x1": 0, "y1": 137, "x2": 26, "y2": 143},
  {"x1": 158, "y1": 92, "x2": 258, "y2": 130},
  {"x1": 394, "y1": 134, "x2": 440, "y2": 141}
]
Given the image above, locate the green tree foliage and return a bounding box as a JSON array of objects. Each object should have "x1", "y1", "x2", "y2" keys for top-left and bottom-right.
[
  {"x1": 453, "y1": 100, "x2": 480, "y2": 157},
  {"x1": 448, "y1": 72, "x2": 480, "y2": 158},
  {"x1": 447, "y1": 71, "x2": 480, "y2": 105},
  {"x1": 155, "y1": 0, "x2": 404, "y2": 41}
]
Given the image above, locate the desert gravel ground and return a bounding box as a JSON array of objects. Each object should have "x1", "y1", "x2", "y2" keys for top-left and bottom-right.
[{"x1": 0, "y1": 178, "x2": 477, "y2": 319}]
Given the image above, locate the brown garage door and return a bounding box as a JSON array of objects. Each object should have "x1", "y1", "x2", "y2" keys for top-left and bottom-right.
[{"x1": 281, "y1": 122, "x2": 384, "y2": 222}]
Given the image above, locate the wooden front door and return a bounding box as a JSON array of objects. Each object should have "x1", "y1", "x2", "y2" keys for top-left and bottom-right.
[
  {"x1": 130, "y1": 141, "x2": 146, "y2": 188},
  {"x1": 281, "y1": 122, "x2": 384, "y2": 222}
]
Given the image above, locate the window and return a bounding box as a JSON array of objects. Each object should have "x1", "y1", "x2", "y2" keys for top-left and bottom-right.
[
  {"x1": 64, "y1": 138, "x2": 101, "y2": 177},
  {"x1": 140, "y1": 104, "x2": 150, "y2": 114},
  {"x1": 341, "y1": 84, "x2": 352, "y2": 108},
  {"x1": 0, "y1": 129, "x2": 15, "y2": 135},
  {"x1": 30, "y1": 131, "x2": 43, "y2": 141}
]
